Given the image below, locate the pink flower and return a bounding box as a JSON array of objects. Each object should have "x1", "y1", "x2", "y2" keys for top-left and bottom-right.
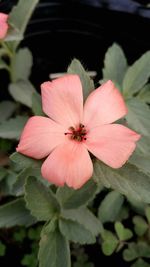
[
  {"x1": 17, "y1": 75, "x2": 140, "y2": 189},
  {"x1": 0, "y1": 13, "x2": 8, "y2": 39}
]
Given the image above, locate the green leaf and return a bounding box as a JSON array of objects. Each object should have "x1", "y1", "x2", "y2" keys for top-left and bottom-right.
[
  {"x1": 123, "y1": 51, "x2": 150, "y2": 97},
  {"x1": 38, "y1": 226, "x2": 71, "y2": 267},
  {"x1": 9, "y1": 80, "x2": 36, "y2": 107},
  {"x1": 145, "y1": 206, "x2": 150, "y2": 223},
  {"x1": 0, "y1": 101, "x2": 16, "y2": 123},
  {"x1": 137, "y1": 136, "x2": 150, "y2": 157},
  {"x1": 0, "y1": 241, "x2": 6, "y2": 256},
  {"x1": 59, "y1": 218, "x2": 95, "y2": 244},
  {"x1": 98, "y1": 190, "x2": 124, "y2": 223},
  {"x1": 25, "y1": 176, "x2": 60, "y2": 221},
  {"x1": 133, "y1": 216, "x2": 148, "y2": 236},
  {"x1": 0, "y1": 116, "x2": 28, "y2": 140},
  {"x1": 61, "y1": 207, "x2": 103, "y2": 236},
  {"x1": 102, "y1": 43, "x2": 128, "y2": 87},
  {"x1": 0, "y1": 198, "x2": 36, "y2": 227},
  {"x1": 123, "y1": 242, "x2": 150, "y2": 261},
  {"x1": 0, "y1": 58, "x2": 9, "y2": 70},
  {"x1": 32, "y1": 91, "x2": 44, "y2": 115},
  {"x1": 0, "y1": 167, "x2": 7, "y2": 181},
  {"x1": 11, "y1": 48, "x2": 33, "y2": 82},
  {"x1": 56, "y1": 179, "x2": 97, "y2": 209},
  {"x1": 131, "y1": 259, "x2": 150, "y2": 267},
  {"x1": 137, "y1": 84, "x2": 150, "y2": 103},
  {"x1": 101, "y1": 230, "x2": 118, "y2": 256},
  {"x1": 9, "y1": 0, "x2": 40, "y2": 49},
  {"x1": 94, "y1": 161, "x2": 150, "y2": 203},
  {"x1": 115, "y1": 222, "x2": 133, "y2": 241},
  {"x1": 11, "y1": 167, "x2": 31, "y2": 196},
  {"x1": 126, "y1": 98, "x2": 150, "y2": 136},
  {"x1": 67, "y1": 58, "x2": 94, "y2": 100},
  {"x1": 10, "y1": 152, "x2": 41, "y2": 169},
  {"x1": 129, "y1": 152, "x2": 150, "y2": 175}
]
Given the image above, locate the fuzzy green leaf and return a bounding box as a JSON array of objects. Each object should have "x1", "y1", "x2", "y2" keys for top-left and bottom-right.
[
  {"x1": 56, "y1": 179, "x2": 97, "y2": 209},
  {"x1": 131, "y1": 258, "x2": 150, "y2": 267},
  {"x1": 101, "y1": 230, "x2": 118, "y2": 256},
  {"x1": 67, "y1": 58, "x2": 94, "y2": 100},
  {"x1": 38, "y1": 226, "x2": 71, "y2": 267},
  {"x1": 126, "y1": 98, "x2": 150, "y2": 136},
  {"x1": 59, "y1": 218, "x2": 95, "y2": 244},
  {"x1": 9, "y1": 0, "x2": 40, "y2": 48},
  {"x1": 11, "y1": 48, "x2": 33, "y2": 82},
  {"x1": 61, "y1": 207, "x2": 103, "y2": 236},
  {"x1": 25, "y1": 176, "x2": 60, "y2": 221},
  {"x1": 0, "y1": 116, "x2": 28, "y2": 140},
  {"x1": 0, "y1": 198, "x2": 36, "y2": 227},
  {"x1": 102, "y1": 43, "x2": 128, "y2": 87},
  {"x1": 133, "y1": 216, "x2": 148, "y2": 236},
  {"x1": 9, "y1": 80, "x2": 35, "y2": 107},
  {"x1": 145, "y1": 206, "x2": 150, "y2": 224},
  {"x1": 123, "y1": 51, "x2": 150, "y2": 97},
  {"x1": 115, "y1": 222, "x2": 133, "y2": 241},
  {"x1": 0, "y1": 101, "x2": 16, "y2": 123},
  {"x1": 98, "y1": 190, "x2": 124, "y2": 223},
  {"x1": 137, "y1": 84, "x2": 150, "y2": 104},
  {"x1": 32, "y1": 91, "x2": 44, "y2": 115},
  {"x1": 94, "y1": 161, "x2": 150, "y2": 203}
]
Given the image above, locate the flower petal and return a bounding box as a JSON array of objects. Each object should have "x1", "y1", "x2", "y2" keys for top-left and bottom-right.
[
  {"x1": 83, "y1": 80, "x2": 127, "y2": 128},
  {"x1": 0, "y1": 13, "x2": 8, "y2": 23},
  {"x1": 17, "y1": 116, "x2": 66, "y2": 159},
  {"x1": 41, "y1": 74, "x2": 83, "y2": 127},
  {"x1": 41, "y1": 142, "x2": 93, "y2": 189},
  {"x1": 0, "y1": 22, "x2": 8, "y2": 39},
  {"x1": 85, "y1": 124, "x2": 140, "y2": 168}
]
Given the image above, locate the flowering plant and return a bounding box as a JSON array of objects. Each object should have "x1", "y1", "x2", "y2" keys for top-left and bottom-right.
[{"x1": 0, "y1": 1, "x2": 150, "y2": 267}]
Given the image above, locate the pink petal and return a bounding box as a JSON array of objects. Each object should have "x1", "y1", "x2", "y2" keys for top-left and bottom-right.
[
  {"x1": 17, "y1": 116, "x2": 67, "y2": 159},
  {"x1": 0, "y1": 13, "x2": 8, "y2": 23},
  {"x1": 0, "y1": 22, "x2": 8, "y2": 39},
  {"x1": 41, "y1": 142, "x2": 93, "y2": 189},
  {"x1": 83, "y1": 80, "x2": 127, "y2": 128},
  {"x1": 85, "y1": 124, "x2": 141, "y2": 168},
  {"x1": 41, "y1": 74, "x2": 83, "y2": 128}
]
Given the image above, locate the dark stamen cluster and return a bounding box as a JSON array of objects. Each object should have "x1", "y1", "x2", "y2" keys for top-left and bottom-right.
[{"x1": 64, "y1": 124, "x2": 87, "y2": 142}]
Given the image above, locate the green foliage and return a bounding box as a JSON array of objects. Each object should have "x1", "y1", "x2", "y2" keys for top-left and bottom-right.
[
  {"x1": 9, "y1": 0, "x2": 40, "y2": 49},
  {"x1": 0, "y1": 115, "x2": 28, "y2": 140},
  {"x1": 67, "y1": 58, "x2": 94, "y2": 100},
  {"x1": 102, "y1": 43, "x2": 128, "y2": 87},
  {"x1": 13, "y1": 228, "x2": 26, "y2": 242},
  {"x1": 101, "y1": 230, "x2": 118, "y2": 256},
  {"x1": 137, "y1": 83, "x2": 150, "y2": 103},
  {"x1": 61, "y1": 207, "x2": 102, "y2": 237},
  {"x1": 25, "y1": 176, "x2": 60, "y2": 221},
  {"x1": 126, "y1": 98, "x2": 150, "y2": 137},
  {"x1": 32, "y1": 91, "x2": 44, "y2": 115},
  {"x1": 123, "y1": 51, "x2": 150, "y2": 97},
  {"x1": 59, "y1": 218, "x2": 95, "y2": 244},
  {"x1": 132, "y1": 216, "x2": 148, "y2": 236},
  {"x1": 98, "y1": 190, "x2": 124, "y2": 223},
  {"x1": 0, "y1": 241, "x2": 6, "y2": 256},
  {"x1": 145, "y1": 206, "x2": 150, "y2": 223},
  {"x1": 123, "y1": 242, "x2": 150, "y2": 261},
  {"x1": 9, "y1": 80, "x2": 36, "y2": 107},
  {"x1": 0, "y1": 198, "x2": 36, "y2": 227},
  {"x1": 94, "y1": 161, "x2": 150, "y2": 203},
  {"x1": 114, "y1": 222, "x2": 133, "y2": 241},
  {"x1": 10, "y1": 152, "x2": 41, "y2": 169},
  {"x1": 56, "y1": 179, "x2": 97, "y2": 209},
  {"x1": 0, "y1": 101, "x2": 16, "y2": 123},
  {"x1": 131, "y1": 258, "x2": 150, "y2": 267},
  {"x1": 38, "y1": 223, "x2": 71, "y2": 267}
]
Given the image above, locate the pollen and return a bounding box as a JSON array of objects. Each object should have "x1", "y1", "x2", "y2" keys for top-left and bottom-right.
[{"x1": 64, "y1": 124, "x2": 87, "y2": 142}]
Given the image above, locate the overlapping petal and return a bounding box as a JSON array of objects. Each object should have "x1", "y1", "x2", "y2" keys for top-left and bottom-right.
[
  {"x1": 0, "y1": 13, "x2": 8, "y2": 39},
  {"x1": 83, "y1": 80, "x2": 127, "y2": 128},
  {"x1": 17, "y1": 116, "x2": 67, "y2": 159},
  {"x1": 41, "y1": 75, "x2": 83, "y2": 127},
  {"x1": 41, "y1": 141, "x2": 93, "y2": 189},
  {"x1": 85, "y1": 124, "x2": 141, "y2": 168}
]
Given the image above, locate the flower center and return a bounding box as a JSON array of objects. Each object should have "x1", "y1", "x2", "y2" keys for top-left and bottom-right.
[{"x1": 64, "y1": 124, "x2": 87, "y2": 142}]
